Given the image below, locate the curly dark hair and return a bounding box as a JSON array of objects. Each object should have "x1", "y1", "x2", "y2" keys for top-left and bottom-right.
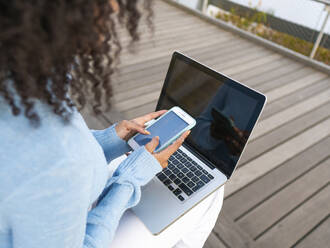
[{"x1": 0, "y1": 0, "x2": 153, "y2": 126}]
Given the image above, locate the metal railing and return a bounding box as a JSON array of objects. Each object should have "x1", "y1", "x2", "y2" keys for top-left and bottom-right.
[{"x1": 194, "y1": 0, "x2": 330, "y2": 61}]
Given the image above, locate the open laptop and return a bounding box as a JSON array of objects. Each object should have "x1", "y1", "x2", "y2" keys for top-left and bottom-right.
[{"x1": 132, "y1": 51, "x2": 266, "y2": 235}]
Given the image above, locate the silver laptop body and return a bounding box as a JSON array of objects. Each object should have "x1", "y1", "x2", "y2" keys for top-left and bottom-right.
[{"x1": 132, "y1": 51, "x2": 266, "y2": 234}]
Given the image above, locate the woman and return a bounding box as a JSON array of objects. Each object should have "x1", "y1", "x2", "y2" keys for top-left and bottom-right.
[{"x1": 0, "y1": 1, "x2": 223, "y2": 247}]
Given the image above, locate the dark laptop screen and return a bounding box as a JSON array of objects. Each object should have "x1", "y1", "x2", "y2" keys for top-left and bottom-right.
[{"x1": 156, "y1": 53, "x2": 266, "y2": 178}]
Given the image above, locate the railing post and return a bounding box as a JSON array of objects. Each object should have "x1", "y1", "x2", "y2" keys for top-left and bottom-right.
[
  {"x1": 202, "y1": 0, "x2": 209, "y2": 14},
  {"x1": 310, "y1": 4, "x2": 330, "y2": 59}
]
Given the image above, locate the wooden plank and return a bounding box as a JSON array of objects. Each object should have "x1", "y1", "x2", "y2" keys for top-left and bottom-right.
[
  {"x1": 251, "y1": 89, "x2": 330, "y2": 141},
  {"x1": 223, "y1": 136, "x2": 330, "y2": 221},
  {"x1": 213, "y1": 212, "x2": 255, "y2": 248},
  {"x1": 119, "y1": 30, "x2": 234, "y2": 66},
  {"x1": 256, "y1": 66, "x2": 314, "y2": 93},
  {"x1": 113, "y1": 35, "x2": 240, "y2": 86},
  {"x1": 112, "y1": 41, "x2": 259, "y2": 95},
  {"x1": 239, "y1": 101, "x2": 330, "y2": 166},
  {"x1": 295, "y1": 216, "x2": 330, "y2": 248},
  {"x1": 112, "y1": 81, "x2": 163, "y2": 104},
  {"x1": 113, "y1": 91, "x2": 160, "y2": 112},
  {"x1": 265, "y1": 72, "x2": 327, "y2": 103},
  {"x1": 242, "y1": 61, "x2": 303, "y2": 88},
  {"x1": 122, "y1": 100, "x2": 158, "y2": 120},
  {"x1": 256, "y1": 184, "x2": 330, "y2": 248},
  {"x1": 232, "y1": 57, "x2": 292, "y2": 82},
  {"x1": 225, "y1": 117, "x2": 330, "y2": 197},
  {"x1": 223, "y1": 54, "x2": 281, "y2": 76},
  {"x1": 116, "y1": 34, "x2": 239, "y2": 75},
  {"x1": 203, "y1": 232, "x2": 228, "y2": 248},
  {"x1": 260, "y1": 78, "x2": 330, "y2": 120},
  {"x1": 211, "y1": 48, "x2": 274, "y2": 74},
  {"x1": 119, "y1": 25, "x2": 231, "y2": 58},
  {"x1": 238, "y1": 158, "x2": 330, "y2": 238}
]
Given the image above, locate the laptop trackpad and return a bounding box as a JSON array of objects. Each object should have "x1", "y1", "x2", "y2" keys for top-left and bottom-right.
[{"x1": 132, "y1": 178, "x2": 181, "y2": 235}]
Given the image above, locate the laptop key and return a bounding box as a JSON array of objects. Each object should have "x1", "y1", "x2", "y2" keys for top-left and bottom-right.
[
  {"x1": 163, "y1": 179, "x2": 172, "y2": 186},
  {"x1": 181, "y1": 167, "x2": 189, "y2": 173},
  {"x1": 164, "y1": 169, "x2": 172, "y2": 176},
  {"x1": 177, "y1": 164, "x2": 184, "y2": 169},
  {"x1": 197, "y1": 165, "x2": 202, "y2": 170},
  {"x1": 173, "y1": 188, "x2": 182, "y2": 196},
  {"x1": 179, "y1": 183, "x2": 193, "y2": 196},
  {"x1": 192, "y1": 176, "x2": 199, "y2": 182},
  {"x1": 168, "y1": 164, "x2": 175, "y2": 170},
  {"x1": 187, "y1": 181, "x2": 195, "y2": 188},
  {"x1": 168, "y1": 185, "x2": 174, "y2": 191},
  {"x1": 190, "y1": 166, "x2": 197, "y2": 172},
  {"x1": 187, "y1": 172, "x2": 194, "y2": 178},
  {"x1": 192, "y1": 185, "x2": 201, "y2": 192},
  {"x1": 180, "y1": 158, "x2": 187, "y2": 163},
  {"x1": 177, "y1": 172, "x2": 184, "y2": 178},
  {"x1": 185, "y1": 162, "x2": 192, "y2": 168},
  {"x1": 157, "y1": 173, "x2": 167, "y2": 182},
  {"x1": 202, "y1": 169, "x2": 208, "y2": 174},
  {"x1": 173, "y1": 168, "x2": 180, "y2": 174},
  {"x1": 169, "y1": 174, "x2": 177, "y2": 181},
  {"x1": 197, "y1": 181, "x2": 205, "y2": 188},
  {"x1": 207, "y1": 174, "x2": 214, "y2": 180},
  {"x1": 173, "y1": 160, "x2": 179, "y2": 165},
  {"x1": 176, "y1": 154, "x2": 183, "y2": 159},
  {"x1": 174, "y1": 179, "x2": 181, "y2": 185},
  {"x1": 200, "y1": 175, "x2": 210, "y2": 183},
  {"x1": 178, "y1": 195, "x2": 185, "y2": 201},
  {"x1": 182, "y1": 177, "x2": 189, "y2": 183},
  {"x1": 192, "y1": 181, "x2": 205, "y2": 192},
  {"x1": 194, "y1": 170, "x2": 202, "y2": 176}
]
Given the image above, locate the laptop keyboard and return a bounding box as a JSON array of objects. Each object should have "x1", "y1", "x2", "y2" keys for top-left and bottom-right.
[{"x1": 156, "y1": 149, "x2": 214, "y2": 202}]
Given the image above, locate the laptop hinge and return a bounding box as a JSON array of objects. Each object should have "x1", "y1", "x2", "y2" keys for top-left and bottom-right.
[{"x1": 182, "y1": 143, "x2": 229, "y2": 179}]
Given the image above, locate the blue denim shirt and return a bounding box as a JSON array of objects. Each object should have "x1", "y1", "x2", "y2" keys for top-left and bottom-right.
[{"x1": 0, "y1": 99, "x2": 162, "y2": 248}]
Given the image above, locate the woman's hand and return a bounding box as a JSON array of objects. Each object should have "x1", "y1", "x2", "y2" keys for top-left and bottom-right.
[
  {"x1": 115, "y1": 110, "x2": 167, "y2": 141},
  {"x1": 145, "y1": 131, "x2": 191, "y2": 168}
]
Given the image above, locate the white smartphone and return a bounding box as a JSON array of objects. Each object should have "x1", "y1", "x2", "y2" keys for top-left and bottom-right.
[{"x1": 128, "y1": 106, "x2": 196, "y2": 153}]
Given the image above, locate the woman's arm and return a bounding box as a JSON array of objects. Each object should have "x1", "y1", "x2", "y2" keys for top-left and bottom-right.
[
  {"x1": 6, "y1": 146, "x2": 161, "y2": 248},
  {"x1": 91, "y1": 111, "x2": 168, "y2": 164},
  {"x1": 84, "y1": 146, "x2": 162, "y2": 247},
  {"x1": 91, "y1": 124, "x2": 131, "y2": 163}
]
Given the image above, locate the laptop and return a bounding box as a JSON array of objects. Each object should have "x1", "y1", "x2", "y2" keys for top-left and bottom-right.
[{"x1": 132, "y1": 51, "x2": 266, "y2": 234}]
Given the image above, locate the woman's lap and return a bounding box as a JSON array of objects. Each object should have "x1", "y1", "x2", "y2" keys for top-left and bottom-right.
[{"x1": 108, "y1": 155, "x2": 224, "y2": 248}]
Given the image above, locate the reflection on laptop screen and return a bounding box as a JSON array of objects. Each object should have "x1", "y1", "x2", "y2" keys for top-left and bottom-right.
[{"x1": 157, "y1": 55, "x2": 265, "y2": 178}]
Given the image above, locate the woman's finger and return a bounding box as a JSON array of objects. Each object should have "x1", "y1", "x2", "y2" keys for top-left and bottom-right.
[
  {"x1": 126, "y1": 121, "x2": 150, "y2": 135},
  {"x1": 158, "y1": 130, "x2": 191, "y2": 158},
  {"x1": 133, "y1": 110, "x2": 167, "y2": 125},
  {"x1": 145, "y1": 136, "x2": 159, "y2": 154}
]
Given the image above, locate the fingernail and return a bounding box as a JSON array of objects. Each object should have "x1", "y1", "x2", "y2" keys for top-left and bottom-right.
[{"x1": 145, "y1": 130, "x2": 151, "y2": 135}]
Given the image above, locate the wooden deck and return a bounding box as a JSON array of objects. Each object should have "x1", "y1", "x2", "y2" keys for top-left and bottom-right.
[{"x1": 82, "y1": 1, "x2": 330, "y2": 247}]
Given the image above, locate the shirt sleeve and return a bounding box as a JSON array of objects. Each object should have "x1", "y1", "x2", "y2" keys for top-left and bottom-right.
[
  {"x1": 6, "y1": 146, "x2": 162, "y2": 248},
  {"x1": 91, "y1": 124, "x2": 131, "y2": 163}
]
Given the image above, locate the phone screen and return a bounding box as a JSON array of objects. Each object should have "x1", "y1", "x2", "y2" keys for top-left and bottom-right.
[{"x1": 134, "y1": 111, "x2": 189, "y2": 150}]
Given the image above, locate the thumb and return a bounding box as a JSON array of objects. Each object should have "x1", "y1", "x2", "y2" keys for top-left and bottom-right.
[{"x1": 145, "y1": 136, "x2": 159, "y2": 154}]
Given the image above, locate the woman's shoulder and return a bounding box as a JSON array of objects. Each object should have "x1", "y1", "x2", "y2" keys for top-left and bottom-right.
[{"x1": 0, "y1": 101, "x2": 101, "y2": 205}]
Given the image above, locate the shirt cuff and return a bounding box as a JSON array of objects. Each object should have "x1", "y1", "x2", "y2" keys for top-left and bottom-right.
[
  {"x1": 91, "y1": 124, "x2": 131, "y2": 163},
  {"x1": 110, "y1": 146, "x2": 163, "y2": 187}
]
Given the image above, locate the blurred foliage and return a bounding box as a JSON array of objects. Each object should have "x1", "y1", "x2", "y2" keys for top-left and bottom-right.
[{"x1": 215, "y1": 7, "x2": 330, "y2": 65}]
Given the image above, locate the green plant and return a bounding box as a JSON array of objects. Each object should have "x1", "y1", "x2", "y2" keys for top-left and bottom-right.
[{"x1": 214, "y1": 8, "x2": 330, "y2": 65}]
